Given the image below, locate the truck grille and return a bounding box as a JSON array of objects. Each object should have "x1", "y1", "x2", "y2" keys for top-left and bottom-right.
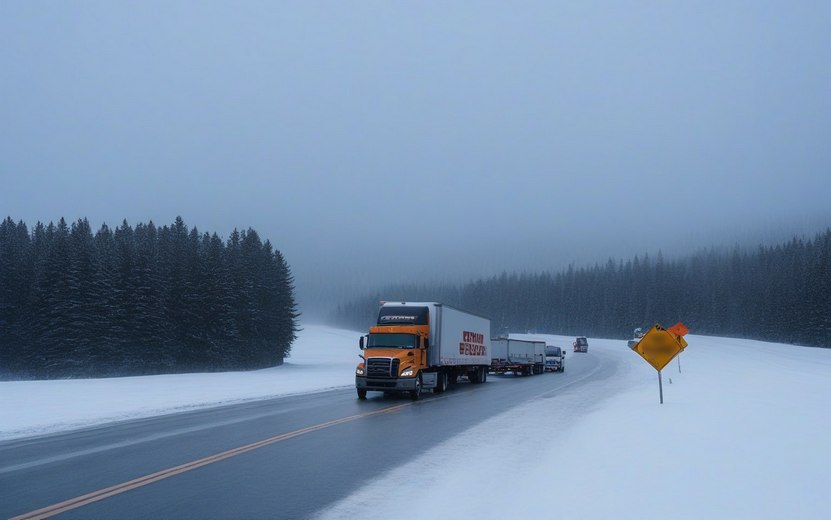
[{"x1": 367, "y1": 358, "x2": 400, "y2": 378}]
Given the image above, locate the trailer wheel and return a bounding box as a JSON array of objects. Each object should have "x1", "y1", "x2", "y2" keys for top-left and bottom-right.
[
  {"x1": 481, "y1": 368, "x2": 487, "y2": 383},
  {"x1": 357, "y1": 388, "x2": 367, "y2": 399},
  {"x1": 410, "y1": 375, "x2": 422, "y2": 401}
]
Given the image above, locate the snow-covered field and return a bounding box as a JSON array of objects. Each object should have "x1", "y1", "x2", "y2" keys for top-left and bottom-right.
[
  {"x1": 0, "y1": 326, "x2": 362, "y2": 440},
  {"x1": 3, "y1": 325, "x2": 829, "y2": 519}
]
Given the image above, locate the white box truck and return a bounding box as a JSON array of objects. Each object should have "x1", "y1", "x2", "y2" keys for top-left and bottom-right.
[
  {"x1": 356, "y1": 302, "x2": 492, "y2": 400},
  {"x1": 545, "y1": 345, "x2": 565, "y2": 372},
  {"x1": 489, "y1": 338, "x2": 546, "y2": 376}
]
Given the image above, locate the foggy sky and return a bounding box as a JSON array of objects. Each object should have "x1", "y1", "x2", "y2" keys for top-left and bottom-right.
[{"x1": 2, "y1": 1, "x2": 830, "y2": 316}]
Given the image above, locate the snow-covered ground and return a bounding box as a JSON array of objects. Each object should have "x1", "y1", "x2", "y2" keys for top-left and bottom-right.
[
  {"x1": 0, "y1": 326, "x2": 363, "y2": 440},
  {"x1": 3, "y1": 325, "x2": 829, "y2": 518}
]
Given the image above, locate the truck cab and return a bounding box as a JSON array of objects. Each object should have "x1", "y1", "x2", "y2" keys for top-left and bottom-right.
[
  {"x1": 573, "y1": 336, "x2": 588, "y2": 353},
  {"x1": 544, "y1": 345, "x2": 565, "y2": 372},
  {"x1": 356, "y1": 305, "x2": 431, "y2": 401}
]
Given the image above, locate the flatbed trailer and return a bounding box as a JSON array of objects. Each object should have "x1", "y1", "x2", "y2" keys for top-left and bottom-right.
[{"x1": 489, "y1": 338, "x2": 546, "y2": 376}]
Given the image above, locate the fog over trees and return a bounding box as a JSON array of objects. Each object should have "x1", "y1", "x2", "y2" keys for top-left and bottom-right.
[
  {"x1": 332, "y1": 229, "x2": 831, "y2": 349},
  {"x1": 1, "y1": 213, "x2": 828, "y2": 382}
]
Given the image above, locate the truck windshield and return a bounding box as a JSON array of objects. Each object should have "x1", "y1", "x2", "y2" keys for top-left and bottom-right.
[
  {"x1": 367, "y1": 333, "x2": 418, "y2": 349},
  {"x1": 546, "y1": 348, "x2": 561, "y2": 356}
]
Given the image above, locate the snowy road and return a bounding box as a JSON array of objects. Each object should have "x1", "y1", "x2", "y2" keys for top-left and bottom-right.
[{"x1": 1, "y1": 348, "x2": 619, "y2": 519}]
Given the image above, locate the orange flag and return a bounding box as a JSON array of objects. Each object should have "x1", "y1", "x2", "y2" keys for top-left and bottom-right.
[{"x1": 668, "y1": 322, "x2": 689, "y2": 337}]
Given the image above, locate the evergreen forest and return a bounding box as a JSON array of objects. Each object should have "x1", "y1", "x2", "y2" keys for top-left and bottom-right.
[
  {"x1": 331, "y1": 229, "x2": 831, "y2": 349},
  {"x1": 0, "y1": 216, "x2": 299, "y2": 379}
]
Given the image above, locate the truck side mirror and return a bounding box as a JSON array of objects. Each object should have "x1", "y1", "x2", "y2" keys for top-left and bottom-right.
[{"x1": 359, "y1": 336, "x2": 365, "y2": 350}]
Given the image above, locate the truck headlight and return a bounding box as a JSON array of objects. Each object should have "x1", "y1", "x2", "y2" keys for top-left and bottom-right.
[
  {"x1": 400, "y1": 368, "x2": 413, "y2": 377},
  {"x1": 356, "y1": 366, "x2": 365, "y2": 376}
]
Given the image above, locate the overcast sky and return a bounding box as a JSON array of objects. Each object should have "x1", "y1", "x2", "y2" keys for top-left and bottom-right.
[{"x1": 2, "y1": 1, "x2": 830, "y2": 315}]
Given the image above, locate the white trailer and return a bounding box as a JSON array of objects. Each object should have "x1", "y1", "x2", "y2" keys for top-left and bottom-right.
[{"x1": 489, "y1": 338, "x2": 546, "y2": 376}]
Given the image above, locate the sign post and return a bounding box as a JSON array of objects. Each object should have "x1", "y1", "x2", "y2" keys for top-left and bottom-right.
[
  {"x1": 629, "y1": 322, "x2": 688, "y2": 404},
  {"x1": 658, "y1": 371, "x2": 663, "y2": 404},
  {"x1": 666, "y1": 322, "x2": 688, "y2": 376}
]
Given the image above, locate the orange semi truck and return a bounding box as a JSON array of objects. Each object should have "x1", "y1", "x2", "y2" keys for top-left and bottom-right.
[{"x1": 356, "y1": 302, "x2": 492, "y2": 400}]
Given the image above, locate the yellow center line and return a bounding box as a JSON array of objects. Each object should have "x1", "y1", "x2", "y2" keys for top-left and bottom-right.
[{"x1": 11, "y1": 402, "x2": 412, "y2": 520}]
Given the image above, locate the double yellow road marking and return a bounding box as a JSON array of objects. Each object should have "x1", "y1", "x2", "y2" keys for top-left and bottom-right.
[{"x1": 11, "y1": 402, "x2": 412, "y2": 520}]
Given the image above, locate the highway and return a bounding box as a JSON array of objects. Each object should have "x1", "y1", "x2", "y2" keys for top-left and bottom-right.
[{"x1": 1, "y1": 351, "x2": 614, "y2": 519}]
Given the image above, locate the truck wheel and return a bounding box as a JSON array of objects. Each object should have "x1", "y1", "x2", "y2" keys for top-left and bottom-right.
[
  {"x1": 357, "y1": 388, "x2": 367, "y2": 399},
  {"x1": 410, "y1": 375, "x2": 422, "y2": 401},
  {"x1": 472, "y1": 366, "x2": 486, "y2": 383},
  {"x1": 435, "y1": 372, "x2": 447, "y2": 393}
]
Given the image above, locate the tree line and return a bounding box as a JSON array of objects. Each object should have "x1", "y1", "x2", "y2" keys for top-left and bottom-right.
[
  {"x1": 0, "y1": 216, "x2": 299, "y2": 379},
  {"x1": 331, "y1": 229, "x2": 831, "y2": 348}
]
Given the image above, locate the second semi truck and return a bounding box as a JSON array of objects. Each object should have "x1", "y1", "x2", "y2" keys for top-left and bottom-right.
[{"x1": 355, "y1": 302, "x2": 492, "y2": 400}]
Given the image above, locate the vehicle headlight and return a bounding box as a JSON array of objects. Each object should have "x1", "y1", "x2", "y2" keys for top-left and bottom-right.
[
  {"x1": 356, "y1": 365, "x2": 365, "y2": 376},
  {"x1": 400, "y1": 368, "x2": 414, "y2": 377}
]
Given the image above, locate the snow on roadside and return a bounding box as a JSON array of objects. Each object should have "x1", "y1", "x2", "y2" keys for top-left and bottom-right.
[
  {"x1": 317, "y1": 334, "x2": 831, "y2": 520},
  {"x1": 0, "y1": 325, "x2": 363, "y2": 440}
]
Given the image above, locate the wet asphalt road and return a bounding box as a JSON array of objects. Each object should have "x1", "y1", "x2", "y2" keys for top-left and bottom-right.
[{"x1": 1, "y1": 351, "x2": 613, "y2": 520}]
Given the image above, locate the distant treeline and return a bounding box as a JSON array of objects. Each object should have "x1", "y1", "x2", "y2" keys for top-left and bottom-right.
[
  {"x1": 0, "y1": 216, "x2": 299, "y2": 379},
  {"x1": 331, "y1": 229, "x2": 831, "y2": 349}
]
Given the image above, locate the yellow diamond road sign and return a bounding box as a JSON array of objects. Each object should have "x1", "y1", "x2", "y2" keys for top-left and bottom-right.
[{"x1": 631, "y1": 324, "x2": 685, "y2": 372}]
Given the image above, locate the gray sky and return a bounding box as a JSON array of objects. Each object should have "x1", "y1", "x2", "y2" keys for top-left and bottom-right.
[{"x1": 2, "y1": 1, "x2": 830, "y2": 315}]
